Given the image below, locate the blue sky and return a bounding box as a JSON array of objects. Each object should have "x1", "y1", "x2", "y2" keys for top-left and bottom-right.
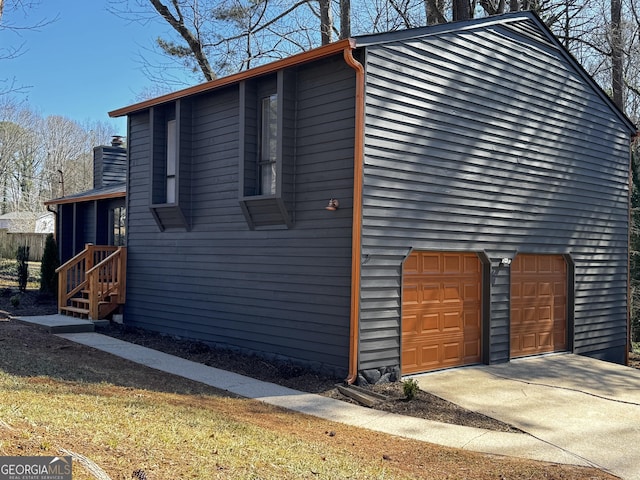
[{"x1": 1, "y1": 1, "x2": 192, "y2": 135}]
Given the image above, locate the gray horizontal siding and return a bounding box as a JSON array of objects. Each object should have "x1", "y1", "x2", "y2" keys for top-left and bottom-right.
[
  {"x1": 359, "y1": 20, "x2": 631, "y2": 371},
  {"x1": 125, "y1": 55, "x2": 356, "y2": 375}
]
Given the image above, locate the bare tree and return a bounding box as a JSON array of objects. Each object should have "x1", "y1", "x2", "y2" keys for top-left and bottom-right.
[
  {"x1": 425, "y1": 0, "x2": 447, "y2": 25},
  {"x1": 612, "y1": 0, "x2": 624, "y2": 108},
  {"x1": 0, "y1": 100, "x2": 114, "y2": 214},
  {"x1": 1, "y1": 1, "x2": 55, "y2": 96},
  {"x1": 453, "y1": 0, "x2": 471, "y2": 20},
  {"x1": 111, "y1": 0, "x2": 320, "y2": 82},
  {"x1": 340, "y1": 0, "x2": 351, "y2": 38},
  {"x1": 148, "y1": 0, "x2": 216, "y2": 81}
]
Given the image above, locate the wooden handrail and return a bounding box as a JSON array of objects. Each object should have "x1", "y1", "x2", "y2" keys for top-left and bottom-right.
[
  {"x1": 57, "y1": 244, "x2": 125, "y2": 318},
  {"x1": 86, "y1": 247, "x2": 127, "y2": 320}
]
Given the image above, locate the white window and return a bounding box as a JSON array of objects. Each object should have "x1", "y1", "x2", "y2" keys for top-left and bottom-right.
[
  {"x1": 166, "y1": 119, "x2": 177, "y2": 203},
  {"x1": 259, "y1": 94, "x2": 278, "y2": 195}
]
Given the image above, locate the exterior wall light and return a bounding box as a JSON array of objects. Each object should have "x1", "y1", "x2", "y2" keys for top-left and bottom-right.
[
  {"x1": 501, "y1": 258, "x2": 512, "y2": 266},
  {"x1": 325, "y1": 199, "x2": 340, "y2": 211}
]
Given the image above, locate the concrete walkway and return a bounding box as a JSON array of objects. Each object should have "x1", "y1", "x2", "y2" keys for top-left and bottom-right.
[{"x1": 12, "y1": 315, "x2": 631, "y2": 477}]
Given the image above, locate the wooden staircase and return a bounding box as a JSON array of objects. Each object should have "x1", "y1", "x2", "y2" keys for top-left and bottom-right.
[{"x1": 56, "y1": 244, "x2": 127, "y2": 320}]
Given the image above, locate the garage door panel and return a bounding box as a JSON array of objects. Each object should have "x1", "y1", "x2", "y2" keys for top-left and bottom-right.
[
  {"x1": 554, "y1": 331, "x2": 567, "y2": 349},
  {"x1": 443, "y1": 342, "x2": 462, "y2": 362},
  {"x1": 539, "y1": 332, "x2": 552, "y2": 348},
  {"x1": 422, "y1": 283, "x2": 440, "y2": 303},
  {"x1": 421, "y1": 254, "x2": 440, "y2": 273},
  {"x1": 522, "y1": 333, "x2": 536, "y2": 349},
  {"x1": 402, "y1": 251, "x2": 482, "y2": 374},
  {"x1": 402, "y1": 346, "x2": 418, "y2": 371},
  {"x1": 554, "y1": 281, "x2": 566, "y2": 295},
  {"x1": 403, "y1": 284, "x2": 419, "y2": 304},
  {"x1": 522, "y1": 282, "x2": 537, "y2": 298},
  {"x1": 443, "y1": 311, "x2": 463, "y2": 331},
  {"x1": 443, "y1": 283, "x2": 462, "y2": 301},
  {"x1": 523, "y1": 306, "x2": 536, "y2": 322},
  {"x1": 463, "y1": 255, "x2": 480, "y2": 274},
  {"x1": 404, "y1": 254, "x2": 419, "y2": 273},
  {"x1": 421, "y1": 345, "x2": 440, "y2": 366},
  {"x1": 463, "y1": 282, "x2": 480, "y2": 301},
  {"x1": 401, "y1": 313, "x2": 418, "y2": 335},
  {"x1": 464, "y1": 339, "x2": 480, "y2": 359},
  {"x1": 420, "y1": 313, "x2": 439, "y2": 333},
  {"x1": 443, "y1": 254, "x2": 462, "y2": 273},
  {"x1": 539, "y1": 282, "x2": 551, "y2": 296},
  {"x1": 521, "y1": 255, "x2": 538, "y2": 273},
  {"x1": 510, "y1": 254, "x2": 567, "y2": 358},
  {"x1": 538, "y1": 305, "x2": 551, "y2": 320},
  {"x1": 463, "y1": 310, "x2": 480, "y2": 329}
]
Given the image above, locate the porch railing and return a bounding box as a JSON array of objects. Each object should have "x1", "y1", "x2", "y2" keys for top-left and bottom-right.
[
  {"x1": 56, "y1": 244, "x2": 126, "y2": 319},
  {"x1": 86, "y1": 247, "x2": 127, "y2": 320}
]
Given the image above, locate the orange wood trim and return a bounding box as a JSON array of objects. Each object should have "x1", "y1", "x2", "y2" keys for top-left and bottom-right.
[
  {"x1": 343, "y1": 44, "x2": 365, "y2": 384},
  {"x1": 44, "y1": 191, "x2": 125, "y2": 206},
  {"x1": 109, "y1": 39, "x2": 356, "y2": 118}
]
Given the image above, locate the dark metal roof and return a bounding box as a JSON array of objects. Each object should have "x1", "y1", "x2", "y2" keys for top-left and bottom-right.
[
  {"x1": 44, "y1": 182, "x2": 126, "y2": 206},
  {"x1": 353, "y1": 11, "x2": 545, "y2": 45}
]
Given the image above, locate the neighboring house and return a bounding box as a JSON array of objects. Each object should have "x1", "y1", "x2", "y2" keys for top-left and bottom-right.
[
  {"x1": 35, "y1": 212, "x2": 55, "y2": 234},
  {"x1": 45, "y1": 138, "x2": 127, "y2": 263},
  {"x1": 0, "y1": 211, "x2": 53, "y2": 261},
  {"x1": 0, "y1": 212, "x2": 38, "y2": 233},
  {"x1": 108, "y1": 12, "x2": 636, "y2": 383}
]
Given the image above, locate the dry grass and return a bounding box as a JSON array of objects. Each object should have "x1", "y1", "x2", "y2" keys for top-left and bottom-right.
[
  {"x1": 0, "y1": 321, "x2": 618, "y2": 480},
  {"x1": 0, "y1": 258, "x2": 41, "y2": 290}
]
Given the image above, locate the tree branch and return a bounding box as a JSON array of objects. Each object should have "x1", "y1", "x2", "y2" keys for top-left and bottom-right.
[{"x1": 148, "y1": 0, "x2": 215, "y2": 81}]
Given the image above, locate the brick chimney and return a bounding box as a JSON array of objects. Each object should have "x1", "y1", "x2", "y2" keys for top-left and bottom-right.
[{"x1": 93, "y1": 136, "x2": 127, "y2": 189}]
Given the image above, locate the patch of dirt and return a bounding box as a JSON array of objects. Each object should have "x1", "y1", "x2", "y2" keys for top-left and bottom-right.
[
  {"x1": 0, "y1": 287, "x2": 57, "y2": 319},
  {"x1": 96, "y1": 323, "x2": 521, "y2": 433}
]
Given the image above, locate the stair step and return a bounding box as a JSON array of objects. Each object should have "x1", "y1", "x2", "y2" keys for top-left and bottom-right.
[
  {"x1": 60, "y1": 305, "x2": 90, "y2": 319},
  {"x1": 81, "y1": 289, "x2": 119, "y2": 299},
  {"x1": 61, "y1": 306, "x2": 89, "y2": 314}
]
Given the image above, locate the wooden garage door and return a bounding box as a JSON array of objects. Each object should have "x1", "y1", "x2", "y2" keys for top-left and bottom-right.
[
  {"x1": 401, "y1": 252, "x2": 482, "y2": 374},
  {"x1": 510, "y1": 254, "x2": 567, "y2": 358}
]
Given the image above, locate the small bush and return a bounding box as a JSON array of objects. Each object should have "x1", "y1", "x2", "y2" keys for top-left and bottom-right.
[
  {"x1": 10, "y1": 294, "x2": 20, "y2": 307},
  {"x1": 16, "y1": 246, "x2": 29, "y2": 293},
  {"x1": 402, "y1": 378, "x2": 420, "y2": 400},
  {"x1": 40, "y1": 234, "x2": 60, "y2": 296}
]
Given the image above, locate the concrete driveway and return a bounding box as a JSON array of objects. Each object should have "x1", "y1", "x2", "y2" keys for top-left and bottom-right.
[{"x1": 413, "y1": 354, "x2": 640, "y2": 480}]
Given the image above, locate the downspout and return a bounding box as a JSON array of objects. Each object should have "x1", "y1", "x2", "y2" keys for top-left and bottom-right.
[
  {"x1": 343, "y1": 40, "x2": 365, "y2": 384},
  {"x1": 628, "y1": 132, "x2": 639, "y2": 365},
  {"x1": 46, "y1": 205, "x2": 58, "y2": 242}
]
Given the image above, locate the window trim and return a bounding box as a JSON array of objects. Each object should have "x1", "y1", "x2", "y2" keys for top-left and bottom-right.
[
  {"x1": 239, "y1": 69, "x2": 296, "y2": 230},
  {"x1": 149, "y1": 99, "x2": 192, "y2": 231}
]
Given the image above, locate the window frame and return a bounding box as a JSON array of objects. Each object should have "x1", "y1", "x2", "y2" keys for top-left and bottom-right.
[
  {"x1": 258, "y1": 93, "x2": 278, "y2": 196},
  {"x1": 110, "y1": 206, "x2": 126, "y2": 246},
  {"x1": 166, "y1": 118, "x2": 178, "y2": 204},
  {"x1": 149, "y1": 99, "x2": 192, "y2": 231},
  {"x1": 239, "y1": 69, "x2": 296, "y2": 230}
]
